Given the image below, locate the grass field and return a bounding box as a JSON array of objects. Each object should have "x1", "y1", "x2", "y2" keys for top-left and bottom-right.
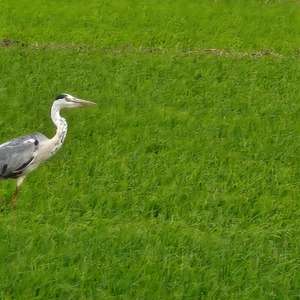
[{"x1": 1, "y1": 0, "x2": 300, "y2": 299}]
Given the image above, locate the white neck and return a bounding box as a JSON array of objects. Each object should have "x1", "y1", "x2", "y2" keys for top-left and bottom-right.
[{"x1": 49, "y1": 102, "x2": 68, "y2": 156}]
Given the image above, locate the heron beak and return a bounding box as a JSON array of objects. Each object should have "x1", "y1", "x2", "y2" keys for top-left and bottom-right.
[{"x1": 75, "y1": 98, "x2": 97, "y2": 106}]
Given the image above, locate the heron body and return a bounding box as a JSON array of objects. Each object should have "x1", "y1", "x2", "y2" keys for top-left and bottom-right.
[{"x1": 0, "y1": 93, "x2": 96, "y2": 206}]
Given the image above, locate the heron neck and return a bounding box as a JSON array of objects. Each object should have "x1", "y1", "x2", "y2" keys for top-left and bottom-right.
[{"x1": 50, "y1": 103, "x2": 68, "y2": 155}]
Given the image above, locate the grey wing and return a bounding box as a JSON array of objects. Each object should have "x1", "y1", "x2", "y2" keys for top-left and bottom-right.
[{"x1": 0, "y1": 133, "x2": 47, "y2": 179}]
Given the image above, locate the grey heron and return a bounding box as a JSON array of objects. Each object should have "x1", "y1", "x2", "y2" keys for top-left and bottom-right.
[{"x1": 0, "y1": 93, "x2": 97, "y2": 206}]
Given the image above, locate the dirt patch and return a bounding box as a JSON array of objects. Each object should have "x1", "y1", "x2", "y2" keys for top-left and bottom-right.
[
  {"x1": 182, "y1": 48, "x2": 283, "y2": 58},
  {"x1": 1, "y1": 39, "x2": 284, "y2": 58},
  {"x1": 0, "y1": 39, "x2": 93, "y2": 50}
]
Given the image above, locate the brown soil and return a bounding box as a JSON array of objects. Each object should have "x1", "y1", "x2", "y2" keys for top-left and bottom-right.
[{"x1": 0, "y1": 39, "x2": 283, "y2": 58}]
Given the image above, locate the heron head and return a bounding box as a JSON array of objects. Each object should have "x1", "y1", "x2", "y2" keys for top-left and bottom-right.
[{"x1": 54, "y1": 93, "x2": 97, "y2": 108}]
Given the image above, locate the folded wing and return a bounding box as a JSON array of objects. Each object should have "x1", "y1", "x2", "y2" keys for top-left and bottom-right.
[{"x1": 0, "y1": 133, "x2": 47, "y2": 179}]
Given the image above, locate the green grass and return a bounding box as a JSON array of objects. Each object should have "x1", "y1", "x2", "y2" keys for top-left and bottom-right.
[{"x1": 1, "y1": 0, "x2": 300, "y2": 299}]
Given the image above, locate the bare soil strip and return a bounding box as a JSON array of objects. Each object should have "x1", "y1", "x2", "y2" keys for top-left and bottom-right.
[{"x1": 0, "y1": 39, "x2": 283, "y2": 58}]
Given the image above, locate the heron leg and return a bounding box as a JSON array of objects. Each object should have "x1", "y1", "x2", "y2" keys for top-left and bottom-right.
[
  {"x1": 12, "y1": 176, "x2": 26, "y2": 208},
  {"x1": 12, "y1": 187, "x2": 19, "y2": 207}
]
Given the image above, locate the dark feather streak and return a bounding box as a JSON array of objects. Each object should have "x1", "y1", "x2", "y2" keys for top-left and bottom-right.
[
  {"x1": 14, "y1": 156, "x2": 34, "y2": 171},
  {"x1": 1, "y1": 164, "x2": 7, "y2": 176},
  {"x1": 55, "y1": 94, "x2": 68, "y2": 100},
  {"x1": 3, "y1": 171, "x2": 22, "y2": 179}
]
